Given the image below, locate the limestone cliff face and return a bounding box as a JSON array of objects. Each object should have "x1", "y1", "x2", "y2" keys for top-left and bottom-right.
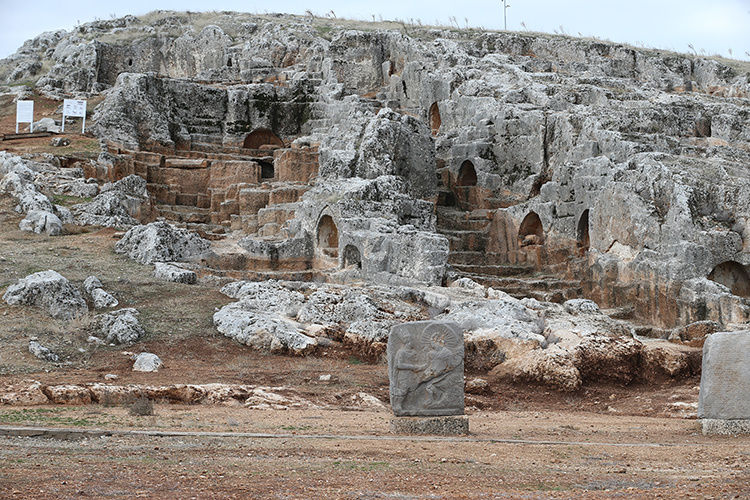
[{"x1": 3, "y1": 11, "x2": 750, "y2": 324}]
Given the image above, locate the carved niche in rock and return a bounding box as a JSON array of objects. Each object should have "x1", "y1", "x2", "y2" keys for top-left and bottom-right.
[{"x1": 243, "y1": 129, "x2": 284, "y2": 150}]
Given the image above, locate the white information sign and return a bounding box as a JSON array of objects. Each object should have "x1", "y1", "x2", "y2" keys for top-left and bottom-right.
[
  {"x1": 16, "y1": 100, "x2": 34, "y2": 133},
  {"x1": 62, "y1": 99, "x2": 87, "y2": 133}
]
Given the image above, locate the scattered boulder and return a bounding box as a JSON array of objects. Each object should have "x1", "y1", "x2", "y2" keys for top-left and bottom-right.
[
  {"x1": 83, "y1": 276, "x2": 103, "y2": 293},
  {"x1": 133, "y1": 352, "x2": 162, "y2": 372},
  {"x1": 351, "y1": 392, "x2": 387, "y2": 410},
  {"x1": 28, "y1": 340, "x2": 60, "y2": 362},
  {"x1": 71, "y1": 174, "x2": 151, "y2": 229},
  {"x1": 2, "y1": 270, "x2": 88, "y2": 320},
  {"x1": 50, "y1": 137, "x2": 70, "y2": 147},
  {"x1": 19, "y1": 209, "x2": 63, "y2": 235},
  {"x1": 83, "y1": 275, "x2": 118, "y2": 308},
  {"x1": 153, "y1": 262, "x2": 197, "y2": 284},
  {"x1": 115, "y1": 221, "x2": 212, "y2": 264},
  {"x1": 214, "y1": 301, "x2": 317, "y2": 355},
  {"x1": 32, "y1": 117, "x2": 61, "y2": 133},
  {"x1": 0, "y1": 154, "x2": 58, "y2": 226},
  {"x1": 563, "y1": 299, "x2": 601, "y2": 315},
  {"x1": 465, "y1": 378, "x2": 491, "y2": 395},
  {"x1": 91, "y1": 288, "x2": 118, "y2": 309},
  {"x1": 95, "y1": 308, "x2": 145, "y2": 344}
]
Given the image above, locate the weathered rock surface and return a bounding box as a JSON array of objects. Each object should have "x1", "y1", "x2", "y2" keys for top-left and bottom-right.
[
  {"x1": 83, "y1": 276, "x2": 103, "y2": 293},
  {"x1": 95, "y1": 308, "x2": 145, "y2": 344},
  {"x1": 81, "y1": 275, "x2": 119, "y2": 309},
  {"x1": 491, "y1": 334, "x2": 701, "y2": 392},
  {"x1": 3, "y1": 270, "x2": 88, "y2": 320},
  {"x1": 215, "y1": 280, "x2": 423, "y2": 357},
  {"x1": 91, "y1": 288, "x2": 119, "y2": 309},
  {"x1": 42, "y1": 384, "x2": 93, "y2": 405},
  {"x1": 0, "y1": 152, "x2": 70, "y2": 236},
  {"x1": 71, "y1": 174, "x2": 150, "y2": 229},
  {"x1": 19, "y1": 209, "x2": 63, "y2": 235},
  {"x1": 28, "y1": 340, "x2": 60, "y2": 362},
  {"x1": 133, "y1": 352, "x2": 163, "y2": 372},
  {"x1": 153, "y1": 262, "x2": 198, "y2": 284},
  {"x1": 0, "y1": 380, "x2": 49, "y2": 406},
  {"x1": 115, "y1": 221, "x2": 212, "y2": 264},
  {"x1": 0, "y1": 381, "x2": 323, "y2": 407},
  {"x1": 4, "y1": 12, "x2": 750, "y2": 391},
  {"x1": 33, "y1": 117, "x2": 61, "y2": 133},
  {"x1": 213, "y1": 300, "x2": 317, "y2": 355}
]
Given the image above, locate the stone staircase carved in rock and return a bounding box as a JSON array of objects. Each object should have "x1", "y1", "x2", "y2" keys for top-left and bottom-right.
[{"x1": 436, "y1": 200, "x2": 583, "y2": 303}]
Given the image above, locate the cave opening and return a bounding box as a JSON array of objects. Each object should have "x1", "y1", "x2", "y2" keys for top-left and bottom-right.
[
  {"x1": 457, "y1": 160, "x2": 477, "y2": 187},
  {"x1": 429, "y1": 102, "x2": 441, "y2": 136},
  {"x1": 519, "y1": 211, "x2": 544, "y2": 246},
  {"x1": 343, "y1": 244, "x2": 362, "y2": 269},
  {"x1": 708, "y1": 261, "x2": 750, "y2": 297},
  {"x1": 243, "y1": 129, "x2": 284, "y2": 150},
  {"x1": 577, "y1": 209, "x2": 590, "y2": 253},
  {"x1": 317, "y1": 215, "x2": 339, "y2": 257}
]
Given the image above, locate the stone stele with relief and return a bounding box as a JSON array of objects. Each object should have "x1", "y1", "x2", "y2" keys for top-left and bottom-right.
[{"x1": 388, "y1": 321, "x2": 464, "y2": 417}]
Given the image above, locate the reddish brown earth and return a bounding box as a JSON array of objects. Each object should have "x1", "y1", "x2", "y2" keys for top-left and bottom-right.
[{"x1": 1, "y1": 95, "x2": 750, "y2": 499}]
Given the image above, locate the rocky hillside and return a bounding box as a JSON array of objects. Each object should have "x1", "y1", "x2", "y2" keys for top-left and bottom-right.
[{"x1": 2, "y1": 11, "x2": 750, "y2": 388}]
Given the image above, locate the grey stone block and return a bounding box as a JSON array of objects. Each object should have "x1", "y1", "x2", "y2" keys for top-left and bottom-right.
[
  {"x1": 388, "y1": 320, "x2": 464, "y2": 417},
  {"x1": 701, "y1": 419, "x2": 750, "y2": 436},
  {"x1": 698, "y1": 330, "x2": 750, "y2": 421},
  {"x1": 390, "y1": 415, "x2": 469, "y2": 436}
]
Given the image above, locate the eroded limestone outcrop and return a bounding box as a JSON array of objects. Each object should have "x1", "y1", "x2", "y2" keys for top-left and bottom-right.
[
  {"x1": 114, "y1": 221, "x2": 213, "y2": 264},
  {"x1": 3, "y1": 11, "x2": 750, "y2": 392},
  {"x1": 3, "y1": 270, "x2": 88, "y2": 320}
]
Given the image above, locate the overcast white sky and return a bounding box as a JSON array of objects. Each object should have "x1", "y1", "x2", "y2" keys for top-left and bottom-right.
[{"x1": 1, "y1": 0, "x2": 748, "y2": 61}]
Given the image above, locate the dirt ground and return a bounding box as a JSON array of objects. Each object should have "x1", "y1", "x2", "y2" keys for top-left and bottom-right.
[{"x1": 1, "y1": 118, "x2": 750, "y2": 498}]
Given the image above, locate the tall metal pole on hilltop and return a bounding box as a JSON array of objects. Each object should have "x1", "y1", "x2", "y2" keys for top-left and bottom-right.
[{"x1": 503, "y1": 0, "x2": 509, "y2": 31}]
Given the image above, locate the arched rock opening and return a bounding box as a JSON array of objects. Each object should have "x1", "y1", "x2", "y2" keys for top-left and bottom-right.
[
  {"x1": 518, "y1": 211, "x2": 544, "y2": 246},
  {"x1": 429, "y1": 102, "x2": 441, "y2": 136},
  {"x1": 457, "y1": 160, "x2": 477, "y2": 187},
  {"x1": 577, "y1": 209, "x2": 590, "y2": 253},
  {"x1": 227, "y1": 57, "x2": 233, "y2": 67},
  {"x1": 243, "y1": 129, "x2": 284, "y2": 150},
  {"x1": 708, "y1": 261, "x2": 750, "y2": 297},
  {"x1": 343, "y1": 244, "x2": 362, "y2": 269},
  {"x1": 259, "y1": 160, "x2": 275, "y2": 180},
  {"x1": 317, "y1": 215, "x2": 339, "y2": 257}
]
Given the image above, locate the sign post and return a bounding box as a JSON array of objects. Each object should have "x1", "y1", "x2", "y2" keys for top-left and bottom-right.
[
  {"x1": 62, "y1": 99, "x2": 87, "y2": 133},
  {"x1": 16, "y1": 100, "x2": 34, "y2": 133}
]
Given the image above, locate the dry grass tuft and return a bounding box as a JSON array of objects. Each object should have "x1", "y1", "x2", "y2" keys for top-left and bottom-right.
[{"x1": 128, "y1": 395, "x2": 154, "y2": 416}]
